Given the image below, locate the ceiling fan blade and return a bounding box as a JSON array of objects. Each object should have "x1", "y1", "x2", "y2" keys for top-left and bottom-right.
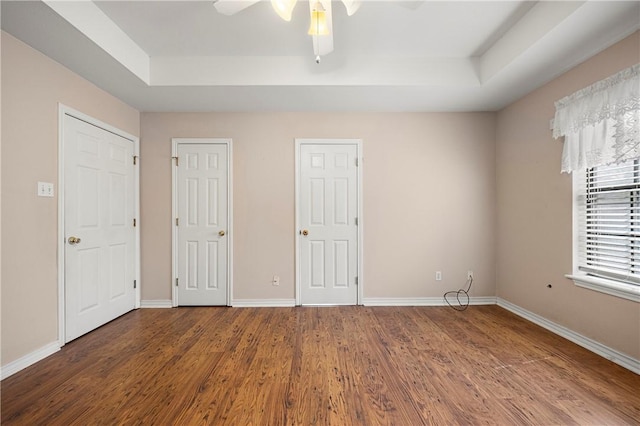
[
  {"x1": 213, "y1": 0, "x2": 260, "y2": 16},
  {"x1": 341, "y1": 0, "x2": 361, "y2": 16},
  {"x1": 310, "y1": 0, "x2": 333, "y2": 56},
  {"x1": 271, "y1": 0, "x2": 298, "y2": 21}
]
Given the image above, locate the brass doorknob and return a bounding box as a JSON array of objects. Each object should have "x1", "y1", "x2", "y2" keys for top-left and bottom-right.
[
  {"x1": 219, "y1": 230, "x2": 226, "y2": 237},
  {"x1": 301, "y1": 230, "x2": 309, "y2": 236},
  {"x1": 68, "y1": 236, "x2": 81, "y2": 245}
]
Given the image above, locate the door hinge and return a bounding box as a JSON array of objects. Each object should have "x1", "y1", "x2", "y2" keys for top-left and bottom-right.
[
  {"x1": 355, "y1": 276, "x2": 359, "y2": 285},
  {"x1": 175, "y1": 218, "x2": 179, "y2": 226},
  {"x1": 133, "y1": 279, "x2": 137, "y2": 289},
  {"x1": 133, "y1": 218, "x2": 137, "y2": 227},
  {"x1": 133, "y1": 155, "x2": 138, "y2": 165},
  {"x1": 175, "y1": 278, "x2": 179, "y2": 287},
  {"x1": 172, "y1": 156, "x2": 179, "y2": 167},
  {"x1": 355, "y1": 158, "x2": 359, "y2": 167},
  {"x1": 355, "y1": 217, "x2": 358, "y2": 226}
]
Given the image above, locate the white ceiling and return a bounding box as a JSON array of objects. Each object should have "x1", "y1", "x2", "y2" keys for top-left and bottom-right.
[{"x1": 2, "y1": 0, "x2": 639, "y2": 112}]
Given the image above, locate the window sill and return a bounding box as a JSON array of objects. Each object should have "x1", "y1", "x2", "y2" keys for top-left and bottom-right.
[{"x1": 566, "y1": 274, "x2": 640, "y2": 303}]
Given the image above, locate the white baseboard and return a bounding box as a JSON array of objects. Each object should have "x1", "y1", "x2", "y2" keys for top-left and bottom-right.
[
  {"x1": 497, "y1": 298, "x2": 640, "y2": 375},
  {"x1": 1, "y1": 341, "x2": 60, "y2": 380},
  {"x1": 140, "y1": 300, "x2": 173, "y2": 308},
  {"x1": 232, "y1": 299, "x2": 296, "y2": 307},
  {"x1": 363, "y1": 296, "x2": 497, "y2": 306}
]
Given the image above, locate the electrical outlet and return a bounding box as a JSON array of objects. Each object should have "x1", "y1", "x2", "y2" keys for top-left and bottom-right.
[
  {"x1": 435, "y1": 271, "x2": 442, "y2": 281},
  {"x1": 37, "y1": 181, "x2": 54, "y2": 197},
  {"x1": 272, "y1": 275, "x2": 280, "y2": 286},
  {"x1": 467, "y1": 270, "x2": 474, "y2": 280}
]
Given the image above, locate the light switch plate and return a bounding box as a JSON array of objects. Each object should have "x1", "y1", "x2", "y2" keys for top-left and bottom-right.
[{"x1": 37, "y1": 182, "x2": 54, "y2": 197}]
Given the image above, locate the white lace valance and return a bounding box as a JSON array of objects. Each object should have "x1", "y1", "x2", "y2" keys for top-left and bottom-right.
[{"x1": 553, "y1": 63, "x2": 640, "y2": 173}]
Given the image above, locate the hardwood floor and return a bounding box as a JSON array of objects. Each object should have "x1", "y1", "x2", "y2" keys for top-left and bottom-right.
[{"x1": 2, "y1": 305, "x2": 639, "y2": 425}]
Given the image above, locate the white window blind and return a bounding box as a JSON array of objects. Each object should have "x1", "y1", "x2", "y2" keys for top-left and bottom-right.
[{"x1": 577, "y1": 160, "x2": 640, "y2": 285}]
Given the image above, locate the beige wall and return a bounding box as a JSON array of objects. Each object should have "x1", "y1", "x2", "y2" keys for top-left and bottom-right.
[
  {"x1": 1, "y1": 33, "x2": 140, "y2": 365},
  {"x1": 141, "y1": 112, "x2": 496, "y2": 302},
  {"x1": 496, "y1": 31, "x2": 640, "y2": 359},
  {"x1": 0, "y1": 27, "x2": 3, "y2": 365},
  {"x1": 4, "y1": 20, "x2": 636, "y2": 373}
]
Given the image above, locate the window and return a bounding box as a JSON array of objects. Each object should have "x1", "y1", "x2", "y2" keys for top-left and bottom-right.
[
  {"x1": 570, "y1": 160, "x2": 640, "y2": 301},
  {"x1": 554, "y1": 64, "x2": 639, "y2": 302}
]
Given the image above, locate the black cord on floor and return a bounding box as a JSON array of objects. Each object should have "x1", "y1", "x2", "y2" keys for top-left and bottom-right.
[{"x1": 444, "y1": 276, "x2": 473, "y2": 311}]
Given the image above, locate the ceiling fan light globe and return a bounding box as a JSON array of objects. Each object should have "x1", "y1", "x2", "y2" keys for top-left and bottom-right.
[{"x1": 308, "y1": 9, "x2": 329, "y2": 35}]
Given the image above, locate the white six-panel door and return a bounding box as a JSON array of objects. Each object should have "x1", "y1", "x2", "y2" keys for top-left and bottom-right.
[
  {"x1": 297, "y1": 141, "x2": 361, "y2": 305},
  {"x1": 175, "y1": 141, "x2": 230, "y2": 306},
  {"x1": 64, "y1": 114, "x2": 136, "y2": 342}
]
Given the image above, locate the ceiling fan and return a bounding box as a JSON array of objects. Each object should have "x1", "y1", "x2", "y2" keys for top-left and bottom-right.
[{"x1": 213, "y1": 0, "x2": 363, "y2": 62}]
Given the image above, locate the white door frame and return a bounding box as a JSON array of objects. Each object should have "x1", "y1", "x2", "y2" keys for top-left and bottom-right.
[
  {"x1": 57, "y1": 104, "x2": 141, "y2": 346},
  {"x1": 171, "y1": 138, "x2": 233, "y2": 307},
  {"x1": 295, "y1": 138, "x2": 363, "y2": 306}
]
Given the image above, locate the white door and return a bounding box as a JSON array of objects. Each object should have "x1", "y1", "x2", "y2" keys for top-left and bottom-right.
[
  {"x1": 64, "y1": 114, "x2": 136, "y2": 342},
  {"x1": 298, "y1": 142, "x2": 360, "y2": 305},
  {"x1": 176, "y1": 143, "x2": 229, "y2": 305}
]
